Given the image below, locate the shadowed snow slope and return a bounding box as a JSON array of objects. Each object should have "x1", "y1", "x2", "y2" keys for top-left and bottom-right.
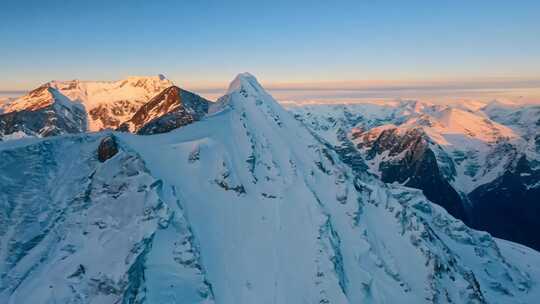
[{"x1": 1, "y1": 74, "x2": 540, "y2": 303}]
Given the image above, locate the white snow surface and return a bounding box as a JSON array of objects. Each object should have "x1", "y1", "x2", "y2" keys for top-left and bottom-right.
[{"x1": 1, "y1": 75, "x2": 540, "y2": 303}]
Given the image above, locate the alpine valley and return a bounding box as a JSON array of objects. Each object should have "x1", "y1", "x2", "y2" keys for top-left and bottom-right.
[{"x1": 1, "y1": 74, "x2": 540, "y2": 304}]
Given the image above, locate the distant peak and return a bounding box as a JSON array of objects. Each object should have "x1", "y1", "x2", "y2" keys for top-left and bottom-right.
[
  {"x1": 163, "y1": 85, "x2": 180, "y2": 91},
  {"x1": 152, "y1": 85, "x2": 182, "y2": 97},
  {"x1": 484, "y1": 98, "x2": 520, "y2": 109},
  {"x1": 125, "y1": 75, "x2": 171, "y2": 83},
  {"x1": 226, "y1": 72, "x2": 265, "y2": 95}
]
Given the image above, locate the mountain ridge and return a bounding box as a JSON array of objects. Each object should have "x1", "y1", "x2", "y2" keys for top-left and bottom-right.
[
  {"x1": 0, "y1": 75, "x2": 174, "y2": 132},
  {"x1": 118, "y1": 85, "x2": 211, "y2": 135},
  {"x1": 0, "y1": 76, "x2": 213, "y2": 140}
]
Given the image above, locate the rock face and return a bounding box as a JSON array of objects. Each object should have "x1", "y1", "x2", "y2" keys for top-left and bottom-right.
[
  {"x1": 356, "y1": 126, "x2": 469, "y2": 222},
  {"x1": 118, "y1": 86, "x2": 210, "y2": 135},
  {"x1": 0, "y1": 85, "x2": 87, "y2": 139},
  {"x1": 97, "y1": 135, "x2": 118, "y2": 162}
]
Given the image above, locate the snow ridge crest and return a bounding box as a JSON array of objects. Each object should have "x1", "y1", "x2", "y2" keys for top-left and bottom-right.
[{"x1": 226, "y1": 72, "x2": 265, "y2": 95}]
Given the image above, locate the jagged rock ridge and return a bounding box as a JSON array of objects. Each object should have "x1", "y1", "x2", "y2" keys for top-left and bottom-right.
[{"x1": 118, "y1": 85, "x2": 210, "y2": 135}]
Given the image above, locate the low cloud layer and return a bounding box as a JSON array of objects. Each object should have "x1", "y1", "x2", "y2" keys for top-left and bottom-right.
[
  {"x1": 2, "y1": 77, "x2": 539, "y2": 105},
  {"x1": 192, "y1": 77, "x2": 540, "y2": 104}
]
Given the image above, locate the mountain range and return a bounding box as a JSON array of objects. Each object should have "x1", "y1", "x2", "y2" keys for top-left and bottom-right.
[
  {"x1": 0, "y1": 74, "x2": 539, "y2": 303},
  {"x1": 0, "y1": 75, "x2": 175, "y2": 137},
  {"x1": 289, "y1": 100, "x2": 540, "y2": 251}
]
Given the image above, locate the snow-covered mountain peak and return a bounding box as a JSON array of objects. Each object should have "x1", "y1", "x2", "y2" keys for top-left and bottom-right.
[
  {"x1": 123, "y1": 74, "x2": 171, "y2": 88},
  {"x1": 397, "y1": 99, "x2": 433, "y2": 114},
  {"x1": 226, "y1": 72, "x2": 265, "y2": 96},
  {"x1": 422, "y1": 107, "x2": 518, "y2": 143},
  {"x1": 126, "y1": 73, "x2": 167, "y2": 82},
  {"x1": 484, "y1": 98, "x2": 521, "y2": 109},
  {"x1": 2, "y1": 85, "x2": 54, "y2": 113},
  {"x1": 119, "y1": 79, "x2": 540, "y2": 303},
  {"x1": 0, "y1": 84, "x2": 82, "y2": 114}
]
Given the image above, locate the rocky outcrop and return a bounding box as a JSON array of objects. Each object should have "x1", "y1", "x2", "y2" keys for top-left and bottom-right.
[{"x1": 97, "y1": 135, "x2": 118, "y2": 162}]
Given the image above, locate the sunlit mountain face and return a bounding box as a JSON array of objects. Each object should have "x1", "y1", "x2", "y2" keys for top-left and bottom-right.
[{"x1": 1, "y1": 73, "x2": 540, "y2": 304}]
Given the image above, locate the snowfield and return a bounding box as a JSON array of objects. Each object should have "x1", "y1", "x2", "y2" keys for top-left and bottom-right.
[{"x1": 1, "y1": 74, "x2": 540, "y2": 303}]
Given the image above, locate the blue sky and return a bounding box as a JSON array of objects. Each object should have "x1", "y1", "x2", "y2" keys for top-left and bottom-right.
[{"x1": 1, "y1": 0, "x2": 539, "y2": 100}]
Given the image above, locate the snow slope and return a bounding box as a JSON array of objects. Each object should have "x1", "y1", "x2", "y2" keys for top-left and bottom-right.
[
  {"x1": 1, "y1": 75, "x2": 540, "y2": 303},
  {"x1": 0, "y1": 135, "x2": 212, "y2": 303}
]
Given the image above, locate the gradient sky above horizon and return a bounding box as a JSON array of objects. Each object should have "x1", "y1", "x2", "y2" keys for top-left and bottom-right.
[{"x1": 1, "y1": 0, "x2": 539, "y2": 102}]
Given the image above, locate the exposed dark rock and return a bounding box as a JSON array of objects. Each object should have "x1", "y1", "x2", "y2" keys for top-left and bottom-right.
[
  {"x1": 137, "y1": 111, "x2": 195, "y2": 135},
  {"x1": 358, "y1": 127, "x2": 469, "y2": 223},
  {"x1": 68, "y1": 264, "x2": 86, "y2": 279},
  {"x1": 215, "y1": 179, "x2": 246, "y2": 194},
  {"x1": 97, "y1": 135, "x2": 119, "y2": 162}
]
